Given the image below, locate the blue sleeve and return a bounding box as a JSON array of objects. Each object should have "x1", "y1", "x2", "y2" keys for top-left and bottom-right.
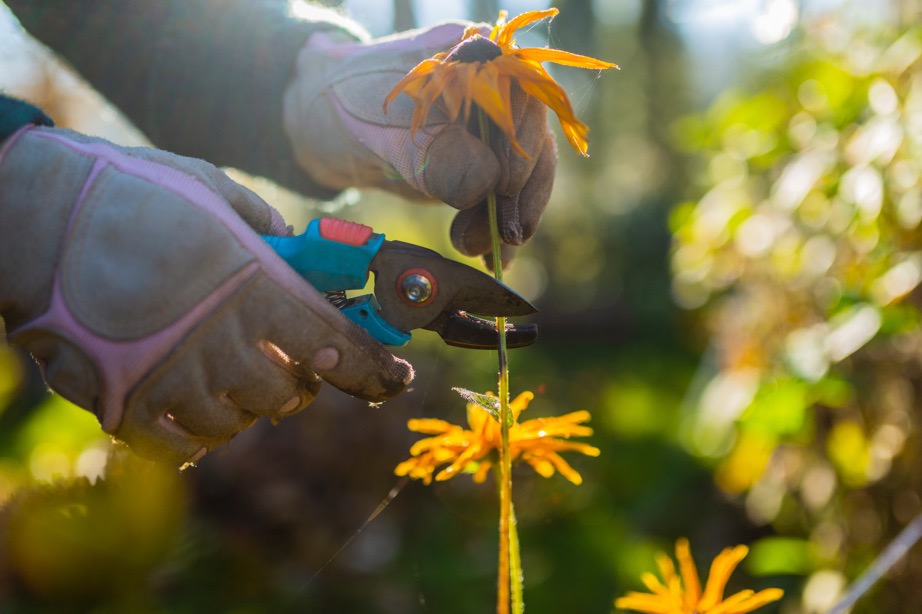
[{"x1": 0, "y1": 95, "x2": 54, "y2": 143}]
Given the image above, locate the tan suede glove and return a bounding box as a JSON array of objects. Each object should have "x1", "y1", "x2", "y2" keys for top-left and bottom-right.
[
  {"x1": 0, "y1": 123, "x2": 413, "y2": 465},
  {"x1": 283, "y1": 23, "x2": 557, "y2": 267}
]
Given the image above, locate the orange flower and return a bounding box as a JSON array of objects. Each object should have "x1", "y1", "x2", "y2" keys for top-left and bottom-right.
[
  {"x1": 615, "y1": 539, "x2": 784, "y2": 614},
  {"x1": 395, "y1": 391, "x2": 600, "y2": 485},
  {"x1": 384, "y1": 9, "x2": 618, "y2": 157}
]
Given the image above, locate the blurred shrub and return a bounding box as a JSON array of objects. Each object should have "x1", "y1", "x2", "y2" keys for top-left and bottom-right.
[
  {"x1": 0, "y1": 451, "x2": 186, "y2": 609},
  {"x1": 672, "y1": 21, "x2": 922, "y2": 610}
]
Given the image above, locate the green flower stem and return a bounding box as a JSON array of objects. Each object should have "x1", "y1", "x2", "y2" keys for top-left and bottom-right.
[{"x1": 479, "y1": 110, "x2": 522, "y2": 614}]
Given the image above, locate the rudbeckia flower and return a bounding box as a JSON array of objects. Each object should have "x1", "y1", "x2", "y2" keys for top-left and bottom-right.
[
  {"x1": 384, "y1": 8, "x2": 618, "y2": 157},
  {"x1": 395, "y1": 391, "x2": 600, "y2": 485},
  {"x1": 615, "y1": 538, "x2": 784, "y2": 614}
]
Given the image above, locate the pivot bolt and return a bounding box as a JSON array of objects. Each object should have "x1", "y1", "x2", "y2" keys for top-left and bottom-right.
[{"x1": 401, "y1": 273, "x2": 433, "y2": 303}]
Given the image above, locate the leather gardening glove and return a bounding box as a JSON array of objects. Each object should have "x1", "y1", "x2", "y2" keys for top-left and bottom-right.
[
  {"x1": 283, "y1": 23, "x2": 557, "y2": 268},
  {"x1": 0, "y1": 114, "x2": 413, "y2": 465}
]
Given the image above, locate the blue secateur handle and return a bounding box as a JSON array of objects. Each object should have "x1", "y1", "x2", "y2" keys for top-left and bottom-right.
[
  {"x1": 261, "y1": 218, "x2": 538, "y2": 349},
  {"x1": 262, "y1": 218, "x2": 410, "y2": 346}
]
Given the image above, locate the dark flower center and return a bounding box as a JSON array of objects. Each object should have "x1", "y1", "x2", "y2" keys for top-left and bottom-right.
[{"x1": 447, "y1": 35, "x2": 503, "y2": 64}]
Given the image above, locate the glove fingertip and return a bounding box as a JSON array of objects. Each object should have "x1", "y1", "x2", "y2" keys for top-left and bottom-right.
[
  {"x1": 450, "y1": 205, "x2": 492, "y2": 257},
  {"x1": 312, "y1": 331, "x2": 415, "y2": 403},
  {"x1": 424, "y1": 126, "x2": 499, "y2": 210},
  {"x1": 482, "y1": 244, "x2": 517, "y2": 272},
  {"x1": 500, "y1": 134, "x2": 556, "y2": 247}
]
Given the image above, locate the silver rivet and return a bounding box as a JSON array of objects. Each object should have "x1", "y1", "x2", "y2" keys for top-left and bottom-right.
[{"x1": 401, "y1": 274, "x2": 432, "y2": 303}]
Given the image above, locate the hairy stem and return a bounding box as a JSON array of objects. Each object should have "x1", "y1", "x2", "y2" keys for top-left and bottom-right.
[{"x1": 479, "y1": 110, "x2": 521, "y2": 614}]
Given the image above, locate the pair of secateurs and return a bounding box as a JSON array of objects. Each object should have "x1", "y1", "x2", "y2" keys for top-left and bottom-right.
[{"x1": 261, "y1": 218, "x2": 537, "y2": 349}]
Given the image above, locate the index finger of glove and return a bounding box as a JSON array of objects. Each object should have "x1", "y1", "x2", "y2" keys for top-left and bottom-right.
[
  {"x1": 450, "y1": 132, "x2": 556, "y2": 255},
  {"x1": 252, "y1": 271, "x2": 414, "y2": 402},
  {"x1": 113, "y1": 145, "x2": 289, "y2": 235},
  {"x1": 120, "y1": 136, "x2": 413, "y2": 399}
]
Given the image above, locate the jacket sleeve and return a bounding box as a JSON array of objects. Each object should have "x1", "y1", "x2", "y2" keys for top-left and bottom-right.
[
  {"x1": 0, "y1": 95, "x2": 54, "y2": 142},
  {"x1": 5, "y1": 0, "x2": 364, "y2": 199}
]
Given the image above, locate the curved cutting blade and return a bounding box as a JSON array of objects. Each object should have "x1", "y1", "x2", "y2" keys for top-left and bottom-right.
[{"x1": 371, "y1": 241, "x2": 537, "y2": 349}]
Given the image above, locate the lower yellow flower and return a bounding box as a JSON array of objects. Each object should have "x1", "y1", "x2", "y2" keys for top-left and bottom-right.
[
  {"x1": 395, "y1": 391, "x2": 599, "y2": 485},
  {"x1": 615, "y1": 538, "x2": 783, "y2": 614}
]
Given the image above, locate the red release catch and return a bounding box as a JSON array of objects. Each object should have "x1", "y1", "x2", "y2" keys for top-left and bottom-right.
[{"x1": 318, "y1": 217, "x2": 374, "y2": 246}]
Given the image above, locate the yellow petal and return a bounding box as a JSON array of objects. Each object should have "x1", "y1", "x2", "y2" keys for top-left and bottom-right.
[
  {"x1": 461, "y1": 25, "x2": 482, "y2": 40},
  {"x1": 515, "y1": 437, "x2": 600, "y2": 457},
  {"x1": 439, "y1": 65, "x2": 474, "y2": 122},
  {"x1": 407, "y1": 418, "x2": 456, "y2": 434},
  {"x1": 675, "y1": 539, "x2": 702, "y2": 607},
  {"x1": 384, "y1": 58, "x2": 442, "y2": 110},
  {"x1": 395, "y1": 456, "x2": 438, "y2": 484},
  {"x1": 615, "y1": 592, "x2": 675, "y2": 614},
  {"x1": 560, "y1": 118, "x2": 591, "y2": 156},
  {"x1": 394, "y1": 458, "x2": 418, "y2": 476},
  {"x1": 655, "y1": 552, "x2": 678, "y2": 591},
  {"x1": 509, "y1": 390, "x2": 536, "y2": 412},
  {"x1": 524, "y1": 455, "x2": 556, "y2": 478},
  {"x1": 470, "y1": 66, "x2": 527, "y2": 157},
  {"x1": 719, "y1": 588, "x2": 784, "y2": 614},
  {"x1": 409, "y1": 434, "x2": 468, "y2": 456},
  {"x1": 496, "y1": 8, "x2": 559, "y2": 49},
  {"x1": 699, "y1": 545, "x2": 749, "y2": 609},
  {"x1": 706, "y1": 591, "x2": 751, "y2": 614},
  {"x1": 488, "y1": 10, "x2": 508, "y2": 42},
  {"x1": 640, "y1": 572, "x2": 671, "y2": 598},
  {"x1": 514, "y1": 47, "x2": 619, "y2": 70},
  {"x1": 541, "y1": 450, "x2": 583, "y2": 484},
  {"x1": 436, "y1": 442, "x2": 488, "y2": 480},
  {"x1": 412, "y1": 64, "x2": 456, "y2": 129},
  {"x1": 472, "y1": 461, "x2": 493, "y2": 483},
  {"x1": 515, "y1": 413, "x2": 594, "y2": 438},
  {"x1": 467, "y1": 406, "x2": 489, "y2": 433},
  {"x1": 497, "y1": 56, "x2": 591, "y2": 155}
]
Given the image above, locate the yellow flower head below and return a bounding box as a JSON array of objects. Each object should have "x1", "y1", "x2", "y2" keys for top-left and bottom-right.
[
  {"x1": 615, "y1": 538, "x2": 784, "y2": 614},
  {"x1": 395, "y1": 391, "x2": 600, "y2": 485},
  {"x1": 384, "y1": 9, "x2": 618, "y2": 157}
]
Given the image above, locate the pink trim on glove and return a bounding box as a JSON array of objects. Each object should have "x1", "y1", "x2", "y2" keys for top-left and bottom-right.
[
  {"x1": 35, "y1": 132, "x2": 310, "y2": 295},
  {"x1": 0, "y1": 125, "x2": 34, "y2": 166},
  {"x1": 14, "y1": 263, "x2": 259, "y2": 432}
]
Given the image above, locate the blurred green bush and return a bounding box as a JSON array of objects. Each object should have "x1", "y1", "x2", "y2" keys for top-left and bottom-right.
[{"x1": 672, "y1": 21, "x2": 922, "y2": 613}]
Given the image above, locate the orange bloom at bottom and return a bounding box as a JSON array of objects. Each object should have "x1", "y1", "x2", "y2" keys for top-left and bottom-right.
[
  {"x1": 615, "y1": 539, "x2": 783, "y2": 614},
  {"x1": 395, "y1": 391, "x2": 599, "y2": 485}
]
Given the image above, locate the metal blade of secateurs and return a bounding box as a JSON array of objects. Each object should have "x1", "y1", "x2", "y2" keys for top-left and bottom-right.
[
  {"x1": 425, "y1": 312, "x2": 538, "y2": 349},
  {"x1": 371, "y1": 241, "x2": 538, "y2": 349}
]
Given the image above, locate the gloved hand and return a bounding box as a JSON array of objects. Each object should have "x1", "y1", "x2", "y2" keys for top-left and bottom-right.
[
  {"x1": 283, "y1": 22, "x2": 557, "y2": 268},
  {"x1": 0, "y1": 123, "x2": 413, "y2": 465}
]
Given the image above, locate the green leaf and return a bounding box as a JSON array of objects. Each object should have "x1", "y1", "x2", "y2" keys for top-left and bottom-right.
[
  {"x1": 452, "y1": 387, "x2": 503, "y2": 424},
  {"x1": 746, "y1": 537, "x2": 814, "y2": 576}
]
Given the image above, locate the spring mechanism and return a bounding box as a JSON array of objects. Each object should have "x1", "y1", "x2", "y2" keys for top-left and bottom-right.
[{"x1": 324, "y1": 290, "x2": 349, "y2": 309}]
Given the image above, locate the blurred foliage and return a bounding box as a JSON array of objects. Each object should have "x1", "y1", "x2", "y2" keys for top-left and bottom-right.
[{"x1": 672, "y1": 16, "x2": 922, "y2": 614}]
